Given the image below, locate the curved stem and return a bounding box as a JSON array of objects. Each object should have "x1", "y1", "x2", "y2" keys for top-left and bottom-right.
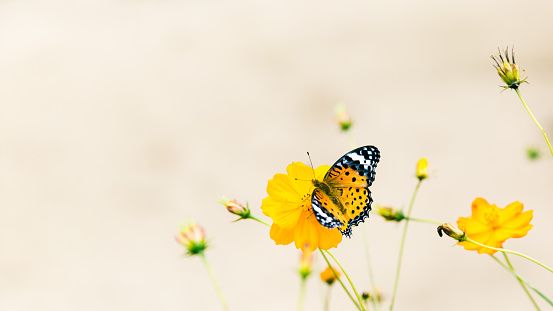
[
  {"x1": 199, "y1": 252, "x2": 230, "y2": 311},
  {"x1": 502, "y1": 253, "x2": 540, "y2": 310},
  {"x1": 389, "y1": 180, "x2": 422, "y2": 310},
  {"x1": 489, "y1": 254, "x2": 553, "y2": 307},
  {"x1": 515, "y1": 89, "x2": 553, "y2": 157},
  {"x1": 403, "y1": 216, "x2": 443, "y2": 225},
  {"x1": 323, "y1": 250, "x2": 366, "y2": 311},
  {"x1": 319, "y1": 249, "x2": 362, "y2": 311},
  {"x1": 466, "y1": 237, "x2": 553, "y2": 273}
]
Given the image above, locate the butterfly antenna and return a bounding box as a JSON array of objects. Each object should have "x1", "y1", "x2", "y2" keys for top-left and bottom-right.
[{"x1": 307, "y1": 152, "x2": 316, "y2": 179}]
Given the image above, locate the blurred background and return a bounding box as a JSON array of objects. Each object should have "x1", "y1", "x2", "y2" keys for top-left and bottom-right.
[{"x1": 1, "y1": 0, "x2": 553, "y2": 310}]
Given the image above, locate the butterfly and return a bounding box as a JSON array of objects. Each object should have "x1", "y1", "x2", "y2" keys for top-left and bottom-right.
[{"x1": 311, "y1": 145, "x2": 380, "y2": 237}]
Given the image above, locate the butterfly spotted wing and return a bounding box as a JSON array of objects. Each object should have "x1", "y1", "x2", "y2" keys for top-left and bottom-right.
[{"x1": 311, "y1": 145, "x2": 380, "y2": 237}]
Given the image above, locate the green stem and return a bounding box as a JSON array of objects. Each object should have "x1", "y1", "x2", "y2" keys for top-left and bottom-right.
[
  {"x1": 323, "y1": 250, "x2": 366, "y2": 311},
  {"x1": 199, "y1": 252, "x2": 230, "y2": 311},
  {"x1": 465, "y1": 237, "x2": 553, "y2": 273},
  {"x1": 389, "y1": 180, "x2": 422, "y2": 311},
  {"x1": 297, "y1": 277, "x2": 307, "y2": 311},
  {"x1": 362, "y1": 226, "x2": 380, "y2": 311},
  {"x1": 319, "y1": 249, "x2": 363, "y2": 311},
  {"x1": 515, "y1": 89, "x2": 553, "y2": 157},
  {"x1": 324, "y1": 285, "x2": 331, "y2": 311},
  {"x1": 403, "y1": 216, "x2": 442, "y2": 225},
  {"x1": 502, "y1": 253, "x2": 540, "y2": 310},
  {"x1": 248, "y1": 215, "x2": 271, "y2": 226},
  {"x1": 346, "y1": 131, "x2": 357, "y2": 149},
  {"x1": 490, "y1": 254, "x2": 553, "y2": 307}
]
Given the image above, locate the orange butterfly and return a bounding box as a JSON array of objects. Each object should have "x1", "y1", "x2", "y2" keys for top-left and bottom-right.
[{"x1": 311, "y1": 146, "x2": 380, "y2": 237}]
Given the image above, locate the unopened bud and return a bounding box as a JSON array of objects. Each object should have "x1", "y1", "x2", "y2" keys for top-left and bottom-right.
[{"x1": 437, "y1": 223, "x2": 466, "y2": 242}]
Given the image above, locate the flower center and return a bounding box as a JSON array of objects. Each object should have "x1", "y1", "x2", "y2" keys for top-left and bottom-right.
[
  {"x1": 300, "y1": 193, "x2": 312, "y2": 212},
  {"x1": 483, "y1": 209, "x2": 499, "y2": 228}
]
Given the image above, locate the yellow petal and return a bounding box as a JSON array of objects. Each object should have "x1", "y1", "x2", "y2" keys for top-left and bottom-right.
[
  {"x1": 470, "y1": 198, "x2": 494, "y2": 223},
  {"x1": 293, "y1": 212, "x2": 321, "y2": 252},
  {"x1": 261, "y1": 196, "x2": 303, "y2": 230},
  {"x1": 316, "y1": 223, "x2": 342, "y2": 250},
  {"x1": 266, "y1": 173, "x2": 302, "y2": 201},
  {"x1": 269, "y1": 223, "x2": 295, "y2": 246}
]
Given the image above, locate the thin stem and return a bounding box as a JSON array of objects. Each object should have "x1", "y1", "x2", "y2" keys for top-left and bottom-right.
[
  {"x1": 403, "y1": 216, "x2": 443, "y2": 225},
  {"x1": 515, "y1": 89, "x2": 553, "y2": 157},
  {"x1": 502, "y1": 253, "x2": 540, "y2": 310},
  {"x1": 297, "y1": 278, "x2": 307, "y2": 311},
  {"x1": 362, "y1": 226, "x2": 380, "y2": 311},
  {"x1": 323, "y1": 250, "x2": 366, "y2": 311},
  {"x1": 490, "y1": 255, "x2": 553, "y2": 307},
  {"x1": 319, "y1": 249, "x2": 362, "y2": 311},
  {"x1": 199, "y1": 252, "x2": 230, "y2": 311},
  {"x1": 324, "y1": 285, "x2": 331, "y2": 311},
  {"x1": 389, "y1": 180, "x2": 422, "y2": 311},
  {"x1": 248, "y1": 215, "x2": 271, "y2": 226},
  {"x1": 465, "y1": 237, "x2": 553, "y2": 273},
  {"x1": 346, "y1": 131, "x2": 357, "y2": 149}
]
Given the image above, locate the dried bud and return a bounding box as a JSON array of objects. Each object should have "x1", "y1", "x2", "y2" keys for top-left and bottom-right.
[
  {"x1": 320, "y1": 266, "x2": 341, "y2": 285},
  {"x1": 362, "y1": 287, "x2": 382, "y2": 302},
  {"x1": 218, "y1": 197, "x2": 251, "y2": 219},
  {"x1": 437, "y1": 223, "x2": 466, "y2": 242},
  {"x1": 175, "y1": 220, "x2": 208, "y2": 255},
  {"x1": 491, "y1": 47, "x2": 528, "y2": 90},
  {"x1": 335, "y1": 104, "x2": 352, "y2": 131},
  {"x1": 416, "y1": 158, "x2": 428, "y2": 181},
  {"x1": 375, "y1": 205, "x2": 404, "y2": 222}
]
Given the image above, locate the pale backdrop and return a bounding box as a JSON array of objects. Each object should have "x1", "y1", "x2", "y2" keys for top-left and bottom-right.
[{"x1": 1, "y1": 0, "x2": 553, "y2": 310}]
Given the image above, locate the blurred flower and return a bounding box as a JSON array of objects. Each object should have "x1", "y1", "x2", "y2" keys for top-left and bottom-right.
[
  {"x1": 416, "y1": 158, "x2": 428, "y2": 181},
  {"x1": 335, "y1": 104, "x2": 352, "y2": 131},
  {"x1": 320, "y1": 266, "x2": 341, "y2": 285},
  {"x1": 218, "y1": 197, "x2": 251, "y2": 219},
  {"x1": 526, "y1": 146, "x2": 540, "y2": 161},
  {"x1": 298, "y1": 246, "x2": 314, "y2": 279},
  {"x1": 362, "y1": 287, "x2": 382, "y2": 303},
  {"x1": 261, "y1": 162, "x2": 342, "y2": 252},
  {"x1": 437, "y1": 223, "x2": 466, "y2": 241},
  {"x1": 456, "y1": 198, "x2": 533, "y2": 255},
  {"x1": 375, "y1": 205, "x2": 404, "y2": 222},
  {"x1": 491, "y1": 47, "x2": 527, "y2": 90},
  {"x1": 175, "y1": 220, "x2": 208, "y2": 256}
]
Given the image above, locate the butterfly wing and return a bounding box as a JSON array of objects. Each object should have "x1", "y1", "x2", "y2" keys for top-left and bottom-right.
[
  {"x1": 311, "y1": 188, "x2": 347, "y2": 230},
  {"x1": 323, "y1": 145, "x2": 380, "y2": 236}
]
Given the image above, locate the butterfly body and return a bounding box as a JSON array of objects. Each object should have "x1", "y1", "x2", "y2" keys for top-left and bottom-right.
[{"x1": 311, "y1": 145, "x2": 380, "y2": 237}]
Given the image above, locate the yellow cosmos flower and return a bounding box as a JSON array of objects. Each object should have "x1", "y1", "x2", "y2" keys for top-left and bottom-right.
[
  {"x1": 320, "y1": 266, "x2": 341, "y2": 285},
  {"x1": 457, "y1": 198, "x2": 533, "y2": 255},
  {"x1": 261, "y1": 162, "x2": 342, "y2": 252}
]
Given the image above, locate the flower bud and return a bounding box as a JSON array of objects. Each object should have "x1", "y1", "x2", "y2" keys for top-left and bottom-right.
[
  {"x1": 218, "y1": 197, "x2": 251, "y2": 219},
  {"x1": 491, "y1": 47, "x2": 528, "y2": 90},
  {"x1": 298, "y1": 247, "x2": 314, "y2": 279},
  {"x1": 437, "y1": 223, "x2": 466, "y2": 242},
  {"x1": 320, "y1": 266, "x2": 341, "y2": 285},
  {"x1": 375, "y1": 205, "x2": 404, "y2": 222},
  {"x1": 335, "y1": 104, "x2": 352, "y2": 131},
  {"x1": 175, "y1": 220, "x2": 208, "y2": 255},
  {"x1": 416, "y1": 158, "x2": 428, "y2": 181}
]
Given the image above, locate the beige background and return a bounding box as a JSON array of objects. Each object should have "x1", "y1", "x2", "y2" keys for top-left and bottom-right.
[{"x1": 1, "y1": 0, "x2": 553, "y2": 310}]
